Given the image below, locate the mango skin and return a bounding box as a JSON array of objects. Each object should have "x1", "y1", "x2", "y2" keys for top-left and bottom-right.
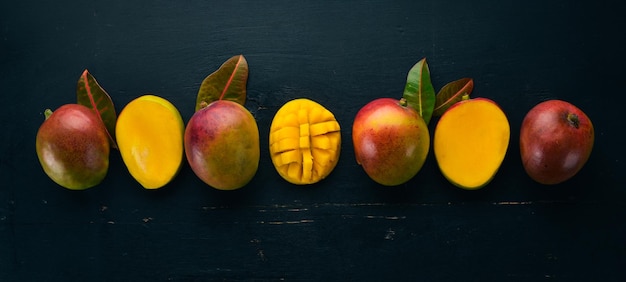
[
  {"x1": 36, "y1": 104, "x2": 110, "y2": 190},
  {"x1": 352, "y1": 98, "x2": 430, "y2": 186},
  {"x1": 184, "y1": 100, "x2": 260, "y2": 190}
]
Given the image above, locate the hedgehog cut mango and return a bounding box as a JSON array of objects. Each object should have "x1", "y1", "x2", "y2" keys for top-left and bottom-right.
[{"x1": 269, "y1": 98, "x2": 341, "y2": 185}]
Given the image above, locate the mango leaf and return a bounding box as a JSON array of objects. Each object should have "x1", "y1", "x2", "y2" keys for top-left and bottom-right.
[
  {"x1": 402, "y1": 58, "x2": 436, "y2": 124},
  {"x1": 433, "y1": 78, "x2": 474, "y2": 117},
  {"x1": 76, "y1": 69, "x2": 118, "y2": 149},
  {"x1": 196, "y1": 55, "x2": 248, "y2": 111}
]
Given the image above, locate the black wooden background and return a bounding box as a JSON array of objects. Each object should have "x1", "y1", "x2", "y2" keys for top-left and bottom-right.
[{"x1": 1, "y1": 0, "x2": 625, "y2": 281}]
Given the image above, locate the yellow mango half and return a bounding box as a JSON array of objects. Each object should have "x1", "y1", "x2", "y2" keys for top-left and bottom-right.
[
  {"x1": 269, "y1": 98, "x2": 341, "y2": 185},
  {"x1": 434, "y1": 98, "x2": 510, "y2": 189},
  {"x1": 116, "y1": 95, "x2": 184, "y2": 189}
]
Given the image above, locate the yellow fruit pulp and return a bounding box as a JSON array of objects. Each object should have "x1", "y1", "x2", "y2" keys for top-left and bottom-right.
[
  {"x1": 434, "y1": 98, "x2": 510, "y2": 189},
  {"x1": 116, "y1": 95, "x2": 184, "y2": 189},
  {"x1": 269, "y1": 98, "x2": 341, "y2": 184}
]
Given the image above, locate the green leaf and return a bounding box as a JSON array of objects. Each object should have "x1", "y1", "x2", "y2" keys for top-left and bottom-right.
[
  {"x1": 433, "y1": 78, "x2": 474, "y2": 117},
  {"x1": 402, "y1": 58, "x2": 436, "y2": 124},
  {"x1": 76, "y1": 69, "x2": 118, "y2": 149},
  {"x1": 196, "y1": 54, "x2": 249, "y2": 111}
]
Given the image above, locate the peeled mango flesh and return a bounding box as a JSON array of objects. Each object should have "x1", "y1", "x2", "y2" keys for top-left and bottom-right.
[
  {"x1": 116, "y1": 95, "x2": 185, "y2": 189},
  {"x1": 269, "y1": 98, "x2": 341, "y2": 185},
  {"x1": 36, "y1": 104, "x2": 110, "y2": 190},
  {"x1": 434, "y1": 98, "x2": 510, "y2": 189}
]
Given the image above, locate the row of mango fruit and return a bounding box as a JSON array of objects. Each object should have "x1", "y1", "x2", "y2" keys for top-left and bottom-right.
[{"x1": 35, "y1": 55, "x2": 595, "y2": 191}]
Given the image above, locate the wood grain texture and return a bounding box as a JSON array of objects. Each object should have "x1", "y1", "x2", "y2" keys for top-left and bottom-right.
[{"x1": 1, "y1": 0, "x2": 625, "y2": 280}]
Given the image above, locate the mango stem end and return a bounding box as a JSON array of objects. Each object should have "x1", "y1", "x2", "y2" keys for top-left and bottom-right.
[{"x1": 44, "y1": 109, "x2": 53, "y2": 120}]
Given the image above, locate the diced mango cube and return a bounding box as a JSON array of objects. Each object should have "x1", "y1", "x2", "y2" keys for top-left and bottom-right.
[
  {"x1": 326, "y1": 132, "x2": 340, "y2": 148},
  {"x1": 300, "y1": 136, "x2": 310, "y2": 149},
  {"x1": 312, "y1": 148, "x2": 333, "y2": 166},
  {"x1": 310, "y1": 120, "x2": 340, "y2": 136},
  {"x1": 298, "y1": 108, "x2": 308, "y2": 125},
  {"x1": 280, "y1": 149, "x2": 301, "y2": 165},
  {"x1": 287, "y1": 162, "x2": 302, "y2": 180},
  {"x1": 299, "y1": 123, "x2": 310, "y2": 137},
  {"x1": 276, "y1": 138, "x2": 299, "y2": 153},
  {"x1": 282, "y1": 113, "x2": 299, "y2": 128},
  {"x1": 301, "y1": 149, "x2": 313, "y2": 182},
  {"x1": 270, "y1": 126, "x2": 300, "y2": 145},
  {"x1": 312, "y1": 135, "x2": 331, "y2": 150}
]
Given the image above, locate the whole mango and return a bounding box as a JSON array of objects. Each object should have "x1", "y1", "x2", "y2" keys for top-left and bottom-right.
[
  {"x1": 36, "y1": 104, "x2": 110, "y2": 190},
  {"x1": 184, "y1": 100, "x2": 260, "y2": 190},
  {"x1": 352, "y1": 98, "x2": 430, "y2": 186},
  {"x1": 520, "y1": 99, "x2": 594, "y2": 185}
]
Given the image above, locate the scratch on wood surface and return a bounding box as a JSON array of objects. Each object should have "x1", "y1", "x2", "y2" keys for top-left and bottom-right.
[
  {"x1": 287, "y1": 208, "x2": 309, "y2": 212},
  {"x1": 258, "y1": 219, "x2": 315, "y2": 225},
  {"x1": 197, "y1": 200, "x2": 583, "y2": 214},
  {"x1": 494, "y1": 201, "x2": 534, "y2": 205},
  {"x1": 257, "y1": 249, "x2": 267, "y2": 261},
  {"x1": 364, "y1": 215, "x2": 406, "y2": 220},
  {"x1": 384, "y1": 229, "x2": 396, "y2": 240}
]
